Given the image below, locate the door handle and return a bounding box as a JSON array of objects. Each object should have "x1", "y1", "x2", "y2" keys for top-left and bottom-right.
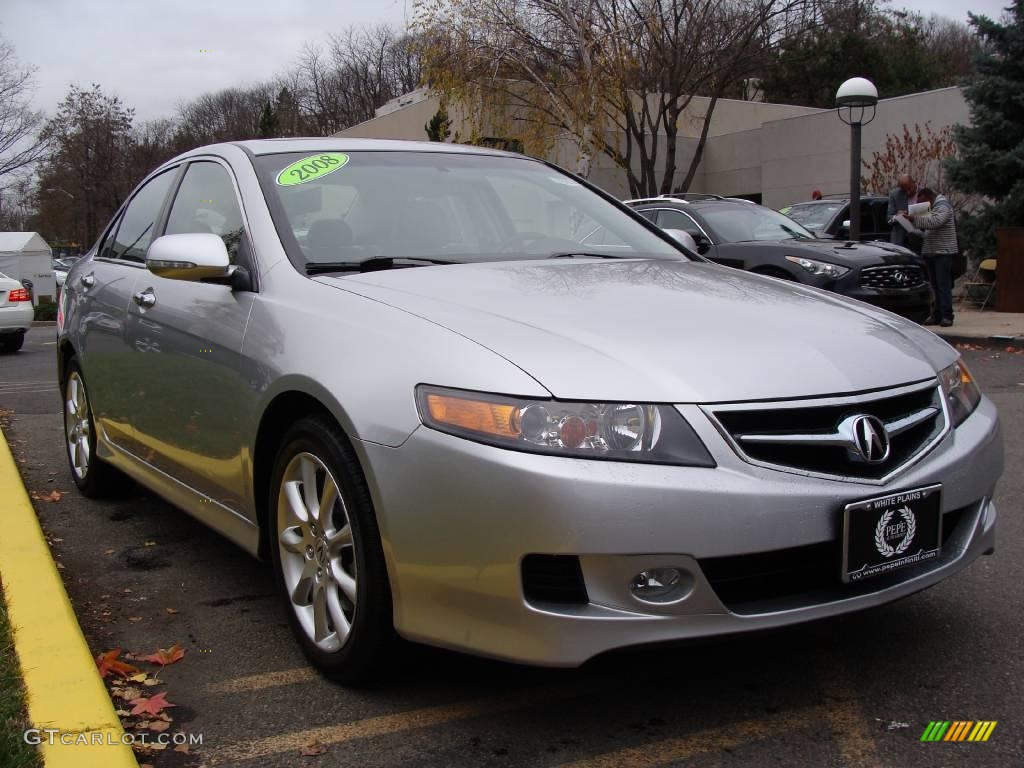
[
  {"x1": 133, "y1": 289, "x2": 156, "y2": 308},
  {"x1": 80, "y1": 273, "x2": 95, "y2": 288}
]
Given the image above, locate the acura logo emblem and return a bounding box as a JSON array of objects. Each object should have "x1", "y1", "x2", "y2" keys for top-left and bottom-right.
[{"x1": 851, "y1": 415, "x2": 890, "y2": 464}]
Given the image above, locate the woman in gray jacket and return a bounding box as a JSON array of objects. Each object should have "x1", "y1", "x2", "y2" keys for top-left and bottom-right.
[{"x1": 908, "y1": 187, "x2": 957, "y2": 327}]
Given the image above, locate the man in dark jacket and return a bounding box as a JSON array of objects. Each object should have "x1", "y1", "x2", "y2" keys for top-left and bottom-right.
[
  {"x1": 887, "y1": 174, "x2": 920, "y2": 249},
  {"x1": 908, "y1": 187, "x2": 958, "y2": 327}
]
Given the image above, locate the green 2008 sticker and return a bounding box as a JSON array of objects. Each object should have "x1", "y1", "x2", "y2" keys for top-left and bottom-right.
[{"x1": 276, "y1": 153, "x2": 349, "y2": 186}]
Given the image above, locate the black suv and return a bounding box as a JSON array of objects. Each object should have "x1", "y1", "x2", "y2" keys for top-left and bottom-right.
[
  {"x1": 627, "y1": 195, "x2": 932, "y2": 321},
  {"x1": 780, "y1": 195, "x2": 893, "y2": 242}
]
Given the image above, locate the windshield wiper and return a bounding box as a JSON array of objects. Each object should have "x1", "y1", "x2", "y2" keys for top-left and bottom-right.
[
  {"x1": 306, "y1": 257, "x2": 453, "y2": 275},
  {"x1": 779, "y1": 225, "x2": 812, "y2": 240}
]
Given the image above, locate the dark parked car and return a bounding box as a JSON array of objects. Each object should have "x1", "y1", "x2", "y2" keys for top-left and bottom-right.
[
  {"x1": 780, "y1": 195, "x2": 893, "y2": 242},
  {"x1": 626, "y1": 195, "x2": 932, "y2": 321}
]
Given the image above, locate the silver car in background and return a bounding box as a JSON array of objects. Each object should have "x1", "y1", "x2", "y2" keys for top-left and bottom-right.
[{"x1": 58, "y1": 140, "x2": 1002, "y2": 683}]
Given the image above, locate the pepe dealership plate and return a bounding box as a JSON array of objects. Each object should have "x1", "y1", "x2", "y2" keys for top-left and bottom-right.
[{"x1": 842, "y1": 484, "x2": 942, "y2": 583}]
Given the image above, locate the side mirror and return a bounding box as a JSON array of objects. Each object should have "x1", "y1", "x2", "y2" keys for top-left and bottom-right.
[
  {"x1": 685, "y1": 230, "x2": 711, "y2": 255},
  {"x1": 146, "y1": 233, "x2": 232, "y2": 282},
  {"x1": 663, "y1": 228, "x2": 699, "y2": 253}
]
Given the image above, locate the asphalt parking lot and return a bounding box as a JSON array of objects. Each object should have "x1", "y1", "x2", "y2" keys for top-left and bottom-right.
[{"x1": 1, "y1": 325, "x2": 1021, "y2": 768}]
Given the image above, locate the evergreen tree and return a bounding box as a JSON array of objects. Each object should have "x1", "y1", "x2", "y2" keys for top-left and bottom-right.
[
  {"x1": 258, "y1": 99, "x2": 280, "y2": 138},
  {"x1": 946, "y1": 0, "x2": 1024, "y2": 253},
  {"x1": 424, "y1": 104, "x2": 452, "y2": 142}
]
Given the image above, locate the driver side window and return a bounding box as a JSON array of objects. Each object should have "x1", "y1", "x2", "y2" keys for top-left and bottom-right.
[{"x1": 165, "y1": 161, "x2": 247, "y2": 265}]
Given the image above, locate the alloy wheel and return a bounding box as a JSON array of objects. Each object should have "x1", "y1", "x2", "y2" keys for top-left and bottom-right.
[
  {"x1": 276, "y1": 452, "x2": 358, "y2": 652},
  {"x1": 64, "y1": 371, "x2": 91, "y2": 480}
]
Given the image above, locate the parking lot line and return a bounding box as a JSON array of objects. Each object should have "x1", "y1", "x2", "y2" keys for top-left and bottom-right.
[
  {"x1": 206, "y1": 667, "x2": 317, "y2": 694},
  {"x1": 209, "y1": 684, "x2": 602, "y2": 764},
  {"x1": 817, "y1": 661, "x2": 881, "y2": 768},
  {"x1": 554, "y1": 705, "x2": 824, "y2": 768}
]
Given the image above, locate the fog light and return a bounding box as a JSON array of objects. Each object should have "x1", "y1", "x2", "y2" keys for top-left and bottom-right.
[{"x1": 630, "y1": 568, "x2": 686, "y2": 603}]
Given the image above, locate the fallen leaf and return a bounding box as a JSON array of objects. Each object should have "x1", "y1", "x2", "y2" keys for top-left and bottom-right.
[
  {"x1": 129, "y1": 691, "x2": 177, "y2": 717},
  {"x1": 113, "y1": 686, "x2": 143, "y2": 701},
  {"x1": 143, "y1": 541, "x2": 157, "y2": 547},
  {"x1": 300, "y1": 742, "x2": 327, "y2": 756},
  {"x1": 31, "y1": 489, "x2": 64, "y2": 502},
  {"x1": 104, "y1": 549, "x2": 115, "y2": 555},
  {"x1": 96, "y1": 649, "x2": 140, "y2": 679},
  {"x1": 143, "y1": 678, "x2": 160, "y2": 687},
  {"x1": 165, "y1": 608, "x2": 179, "y2": 615},
  {"x1": 129, "y1": 672, "x2": 148, "y2": 683},
  {"x1": 127, "y1": 616, "x2": 143, "y2": 622},
  {"x1": 148, "y1": 720, "x2": 171, "y2": 733},
  {"x1": 141, "y1": 644, "x2": 185, "y2": 666},
  {"x1": 115, "y1": 709, "x2": 131, "y2": 717}
]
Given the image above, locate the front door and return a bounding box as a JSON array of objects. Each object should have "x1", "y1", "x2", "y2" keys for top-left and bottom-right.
[
  {"x1": 76, "y1": 168, "x2": 178, "y2": 455},
  {"x1": 124, "y1": 159, "x2": 256, "y2": 512}
]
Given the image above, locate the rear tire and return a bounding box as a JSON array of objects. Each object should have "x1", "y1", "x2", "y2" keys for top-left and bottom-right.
[
  {"x1": 63, "y1": 358, "x2": 127, "y2": 497},
  {"x1": 0, "y1": 331, "x2": 24, "y2": 354},
  {"x1": 269, "y1": 416, "x2": 395, "y2": 685}
]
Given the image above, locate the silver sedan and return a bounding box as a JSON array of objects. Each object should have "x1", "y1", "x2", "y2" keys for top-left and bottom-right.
[{"x1": 58, "y1": 139, "x2": 1002, "y2": 683}]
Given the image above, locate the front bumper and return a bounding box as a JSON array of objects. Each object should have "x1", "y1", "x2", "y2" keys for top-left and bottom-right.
[{"x1": 358, "y1": 396, "x2": 1001, "y2": 667}]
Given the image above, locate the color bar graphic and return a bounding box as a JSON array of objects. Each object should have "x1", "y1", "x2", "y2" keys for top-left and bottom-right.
[{"x1": 921, "y1": 720, "x2": 997, "y2": 742}]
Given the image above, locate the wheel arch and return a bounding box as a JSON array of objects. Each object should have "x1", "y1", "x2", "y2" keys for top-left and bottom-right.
[{"x1": 251, "y1": 386, "x2": 377, "y2": 562}]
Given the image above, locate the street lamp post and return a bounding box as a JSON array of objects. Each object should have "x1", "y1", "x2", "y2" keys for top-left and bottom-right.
[{"x1": 836, "y1": 77, "x2": 878, "y2": 242}]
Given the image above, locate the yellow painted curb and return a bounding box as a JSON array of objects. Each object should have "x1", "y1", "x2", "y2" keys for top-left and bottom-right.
[{"x1": 0, "y1": 428, "x2": 137, "y2": 768}]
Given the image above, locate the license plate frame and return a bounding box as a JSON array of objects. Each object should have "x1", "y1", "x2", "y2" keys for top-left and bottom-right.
[{"x1": 842, "y1": 484, "x2": 943, "y2": 583}]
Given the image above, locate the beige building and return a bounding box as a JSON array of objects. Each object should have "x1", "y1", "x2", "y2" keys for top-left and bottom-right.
[{"x1": 336, "y1": 86, "x2": 969, "y2": 209}]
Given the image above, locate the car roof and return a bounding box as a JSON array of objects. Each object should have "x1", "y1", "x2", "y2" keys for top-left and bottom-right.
[
  {"x1": 788, "y1": 196, "x2": 886, "y2": 206},
  {"x1": 209, "y1": 138, "x2": 528, "y2": 159}
]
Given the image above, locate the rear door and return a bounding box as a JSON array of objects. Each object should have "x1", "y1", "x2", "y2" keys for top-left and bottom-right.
[
  {"x1": 123, "y1": 158, "x2": 257, "y2": 511},
  {"x1": 75, "y1": 168, "x2": 179, "y2": 455}
]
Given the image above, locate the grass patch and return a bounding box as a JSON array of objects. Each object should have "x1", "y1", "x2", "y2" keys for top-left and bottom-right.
[{"x1": 0, "y1": 581, "x2": 41, "y2": 768}]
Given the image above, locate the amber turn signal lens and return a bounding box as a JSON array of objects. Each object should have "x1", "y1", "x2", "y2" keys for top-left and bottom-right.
[{"x1": 425, "y1": 393, "x2": 520, "y2": 438}]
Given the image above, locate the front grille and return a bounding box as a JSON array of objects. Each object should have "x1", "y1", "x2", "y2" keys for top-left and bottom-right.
[
  {"x1": 700, "y1": 506, "x2": 967, "y2": 614},
  {"x1": 709, "y1": 383, "x2": 946, "y2": 481},
  {"x1": 522, "y1": 555, "x2": 588, "y2": 605},
  {"x1": 860, "y1": 264, "x2": 927, "y2": 289}
]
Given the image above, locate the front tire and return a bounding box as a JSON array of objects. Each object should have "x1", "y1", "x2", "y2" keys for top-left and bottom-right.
[
  {"x1": 63, "y1": 359, "x2": 127, "y2": 497},
  {"x1": 269, "y1": 416, "x2": 394, "y2": 684}
]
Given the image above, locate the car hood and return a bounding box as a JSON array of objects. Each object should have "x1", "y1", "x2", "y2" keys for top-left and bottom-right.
[
  {"x1": 319, "y1": 259, "x2": 956, "y2": 403},
  {"x1": 734, "y1": 238, "x2": 918, "y2": 266}
]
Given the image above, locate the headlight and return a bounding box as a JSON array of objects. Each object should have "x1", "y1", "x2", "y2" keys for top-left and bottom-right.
[
  {"x1": 784, "y1": 255, "x2": 849, "y2": 279},
  {"x1": 416, "y1": 385, "x2": 715, "y2": 467},
  {"x1": 939, "y1": 360, "x2": 981, "y2": 426}
]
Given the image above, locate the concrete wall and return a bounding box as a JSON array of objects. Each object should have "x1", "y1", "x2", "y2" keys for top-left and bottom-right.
[
  {"x1": 339, "y1": 93, "x2": 443, "y2": 141},
  {"x1": 759, "y1": 87, "x2": 969, "y2": 209},
  {"x1": 678, "y1": 96, "x2": 822, "y2": 138},
  {"x1": 334, "y1": 87, "x2": 970, "y2": 208}
]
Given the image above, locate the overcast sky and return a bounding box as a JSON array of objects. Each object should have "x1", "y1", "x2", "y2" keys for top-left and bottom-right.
[{"x1": 2, "y1": 0, "x2": 1013, "y2": 123}]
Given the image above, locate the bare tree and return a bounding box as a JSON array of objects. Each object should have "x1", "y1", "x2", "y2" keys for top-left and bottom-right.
[
  {"x1": 0, "y1": 36, "x2": 47, "y2": 179},
  {"x1": 416, "y1": 0, "x2": 808, "y2": 196}
]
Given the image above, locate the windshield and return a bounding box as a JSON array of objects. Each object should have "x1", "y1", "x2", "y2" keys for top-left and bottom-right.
[
  {"x1": 782, "y1": 202, "x2": 843, "y2": 231},
  {"x1": 698, "y1": 204, "x2": 816, "y2": 243},
  {"x1": 255, "y1": 150, "x2": 685, "y2": 272}
]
